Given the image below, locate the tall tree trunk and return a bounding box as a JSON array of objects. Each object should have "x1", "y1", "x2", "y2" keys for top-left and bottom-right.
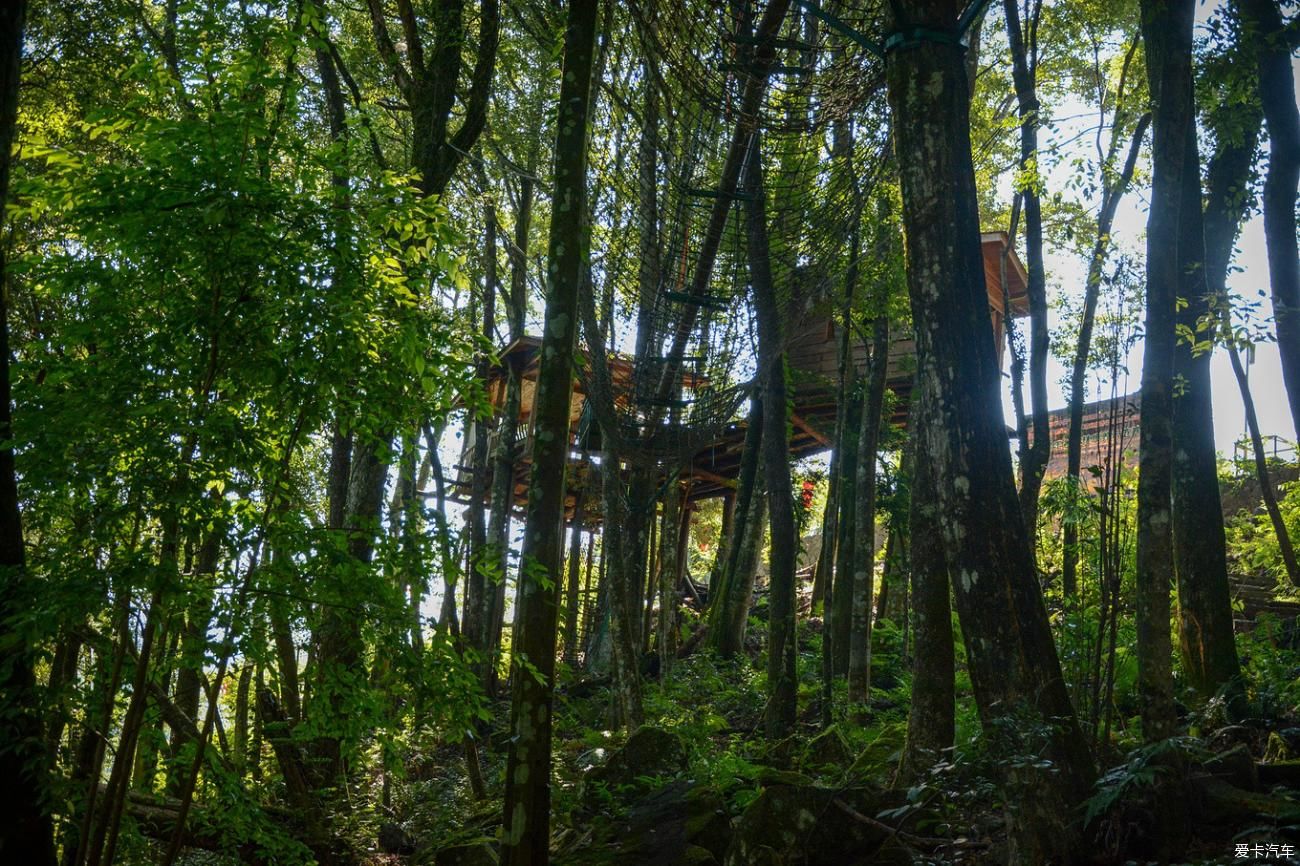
[
  {"x1": 1062, "y1": 110, "x2": 1150, "y2": 596},
  {"x1": 166, "y1": 535, "x2": 218, "y2": 798},
  {"x1": 1236, "y1": 0, "x2": 1300, "y2": 437},
  {"x1": 884, "y1": 3, "x2": 1095, "y2": 859},
  {"x1": 1201, "y1": 63, "x2": 1299, "y2": 589},
  {"x1": 1170, "y1": 53, "x2": 1242, "y2": 705},
  {"x1": 0, "y1": 3, "x2": 56, "y2": 861},
  {"x1": 484, "y1": 130, "x2": 538, "y2": 692},
  {"x1": 657, "y1": 480, "x2": 683, "y2": 679},
  {"x1": 745, "y1": 138, "x2": 798, "y2": 738},
  {"x1": 848, "y1": 314, "x2": 889, "y2": 708},
  {"x1": 500, "y1": 2, "x2": 598, "y2": 862},
  {"x1": 708, "y1": 397, "x2": 764, "y2": 656},
  {"x1": 898, "y1": 426, "x2": 953, "y2": 783},
  {"x1": 832, "y1": 390, "x2": 861, "y2": 675},
  {"x1": 1134, "y1": 0, "x2": 1188, "y2": 744},
  {"x1": 562, "y1": 489, "x2": 586, "y2": 664},
  {"x1": 464, "y1": 201, "x2": 498, "y2": 666},
  {"x1": 599, "y1": 457, "x2": 644, "y2": 727},
  {"x1": 1003, "y1": 0, "x2": 1050, "y2": 542}
]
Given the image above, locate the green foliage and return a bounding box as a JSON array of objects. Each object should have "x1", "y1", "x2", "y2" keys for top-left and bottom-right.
[
  {"x1": 1237, "y1": 613, "x2": 1300, "y2": 719},
  {"x1": 1226, "y1": 477, "x2": 1300, "y2": 592},
  {"x1": 1083, "y1": 736, "x2": 1201, "y2": 828}
]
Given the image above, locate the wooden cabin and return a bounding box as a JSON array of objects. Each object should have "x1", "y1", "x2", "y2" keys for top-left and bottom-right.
[
  {"x1": 454, "y1": 232, "x2": 1029, "y2": 510},
  {"x1": 681, "y1": 232, "x2": 1029, "y2": 498}
]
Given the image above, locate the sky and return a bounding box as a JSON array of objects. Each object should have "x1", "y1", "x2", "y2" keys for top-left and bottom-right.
[{"x1": 998, "y1": 1, "x2": 1298, "y2": 458}]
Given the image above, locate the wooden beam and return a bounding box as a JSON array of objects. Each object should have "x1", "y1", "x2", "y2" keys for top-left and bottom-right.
[
  {"x1": 684, "y1": 466, "x2": 737, "y2": 490},
  {"x1": 790, "y1": 412, "x2": 831, "y2": 448}
]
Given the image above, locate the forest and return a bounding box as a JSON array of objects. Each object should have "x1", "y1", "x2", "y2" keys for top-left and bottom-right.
[{"x1": 2, "y1": 0, "x2": 1300, "y2": 863}]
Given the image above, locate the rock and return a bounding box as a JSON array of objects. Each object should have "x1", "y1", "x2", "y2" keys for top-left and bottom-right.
[
  {"x1": 1258, "y1": 760, "x2": 1300, "y2": 788},
  {"x1": 1202, "y1": 743, "x2": 1260, "y2": 792},
  {"x1": 585, "y1": 726, "x2": 687, "y2": 802},
  {"x1": 378, "y1": 822, "x2": 416, "y2": 855},
  {"x1": 561, "y1": 780, "x2": 732, "y2": 866},
  {"x1": 1264, "y1": 731, "x2": 1295, "y2": 763},
  {"x1": 434, "y1": 842, "x2": 498, "y2": 866},
  {"x1": 800, "y1": 726, "x2": 851, "y2": 772},
  {"x1": 723, "y1": 784, "x2": 892, "y2": 866}
]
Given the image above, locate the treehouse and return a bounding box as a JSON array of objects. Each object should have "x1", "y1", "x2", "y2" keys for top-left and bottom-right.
[{"x1": 453, "y1": 232, "x2": 1029, "y2": 512}]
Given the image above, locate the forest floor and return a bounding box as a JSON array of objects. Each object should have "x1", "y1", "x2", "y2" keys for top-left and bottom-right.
[{"x1": 380, "y1": 612, "x2": 1300, "y2": 866}]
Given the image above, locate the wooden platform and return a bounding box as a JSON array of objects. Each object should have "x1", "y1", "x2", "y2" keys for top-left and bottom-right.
[{"x1": 453, "y1": 232, "x2": 1029, "y2": 512}]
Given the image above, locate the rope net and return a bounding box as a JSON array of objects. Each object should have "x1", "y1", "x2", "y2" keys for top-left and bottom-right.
[{"x1": 579, "y1": 0, "x2": 890, "y2": 467}]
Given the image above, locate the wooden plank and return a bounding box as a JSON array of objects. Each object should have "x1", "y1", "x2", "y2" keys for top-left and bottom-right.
[{"x1": 790, "y1": 412, "x2": 831, "y2": 447}]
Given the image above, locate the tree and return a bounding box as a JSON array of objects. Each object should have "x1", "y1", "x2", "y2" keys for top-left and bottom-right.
[
  {"x1": 745, "y1": 135, "x2": 798, "y2": 738},
  {"x1": 0, "y1": 1, "x2": 57, "y2": 862},
  {"x1": 1235, "y1": 0, "x2": 1300, "y2": 438},
  {"x1": 1061, "y1": 30, "x2": 1149, "y2": 596},
  {"x1": 500, "y1": 2, "x2": 599, "y2": 862},
  {"x1": 1134, "y1": 0, "x2": 1189, "y2": 745},
  {"x1": 883, "y1": 1, "x2": 1095, "y2": 859},
  {"x1": 1002, "y1": 0, "x2": 1050, "y2": 543}
]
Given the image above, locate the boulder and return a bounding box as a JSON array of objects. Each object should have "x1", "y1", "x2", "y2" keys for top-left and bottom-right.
[
  {"x1": 800, "y1": 726, "x2": 852, "y2": 772},
  {"x1": 723, "y1": 784, "x2": 902, "y2": 866},
  {"x1": 1202, "y1": 743, "x2": 1260, "y2": 792},
  {"x1": 378, "y1": 822, "x2": 416, "y2": 855},
  {"x1": 585, "y1": 727, "x2": 687, "y2": 802},
  {"x1": 561, "y1": 780, "x2": 731, "y2": 866}
]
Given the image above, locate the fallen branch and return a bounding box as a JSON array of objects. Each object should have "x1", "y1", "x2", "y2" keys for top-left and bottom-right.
[{"x1": 831, "y1": 797, "x2": 965, "y2": 850}]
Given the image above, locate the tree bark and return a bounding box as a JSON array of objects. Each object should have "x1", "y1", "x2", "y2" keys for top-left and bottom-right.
[
  {"x1": 562, "y1": 490, "x2": 586, "y2": 664},
  {"x1": 1135, "y1": 0, "x2": 1188, "y2": 743},
  {"x1": 745, "y1": 137, "x2": 798, "y2": 738},
  {"x1": 1002, "y1": 0, "x2": 1050, "y2": 542},
  {"x1": 884, "y1": 2, "x2": 1095, "y2": 859},
  {"x1": 832, "y1": 390, "x2": 861, "y2": 675},
  {"x1": 848, "y1": 314, "x2": 889, "y2": 708},
  {"x1": 657, "y1": 480, "x2": 683, "y2": 679},
  {"x1": 898, "y1": 426, "x2": 953, "y2": 784},
  {"x1": 1168, "y1": 41, "x2": 1243, "y2": 703},
  {"x1": 500, "y1": 2, "x2": 598, "y2": 862},
  {"x1": 0, "y1": 3, "x2": 56, "y2": 861},
  {"x1": 708, "y1": 397, "x2": 764, "y2": 657}
]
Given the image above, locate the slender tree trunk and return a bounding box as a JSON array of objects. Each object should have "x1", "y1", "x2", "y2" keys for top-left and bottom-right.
[
  {"x1": 1201, "y1": 72, "x2": 1299, "y2": 589},
  {"x1": 744, "y1": 138, "x2": 798, "y2": 738},
  {"x1": 1134, "y1": 0, "x2": 1187, "y2": 744},
  {"x1": 848, "y1": 314, "x2": 889, "y2": 708},
  {"x1": 1170, "y1": 137, "x2": 1242, "y2": 707},
  {"x1": 484, "y1": 137, "x2": 535, "y2": 691},
  {"x1": 884, "y1": 3, "x2": 1095, "y2": 859},
  {"x1": 832, "y1": 390, "x2": 861, "y2": 675},
  {"x1": 1237, "y1": 0, "x2": 1300, "y2": 437},
  {"x1": 500, "y1": 2, "x2": 598, "y2": 862},
  {"x1": 600, "y1": 456, "x2": 644, "y2": 727},
  {"x1": 562, "y1": 490, "x2": 586, "y2": 664},
  {"x1": 0, "y1": 3, "x2": 56, "y2": 861},
  {"x1": 166, "y1": 536, "x2": 217, "y2": 797},
  {"x1": 1228, "y1": 336, "x2": 1300, "y2": 586},
  {"x1": 898, "y1": 427, "x2": 953, "y2": 784},
  {"x1": 464, "y1": 204, "x2": 497, "y2": 665},
  {"x1": 709, "y1": 397, "x2": 763, "y2": 656},
  {"x1": 1062, "y1": 112, "x2": 1150, "y2": 596},
  {"x1": 1003, "y1": 0, "x2": 1050, "y2": 541},
  {"x1": 658, "y1": 480, "x2": 683, "y2": 679}
]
